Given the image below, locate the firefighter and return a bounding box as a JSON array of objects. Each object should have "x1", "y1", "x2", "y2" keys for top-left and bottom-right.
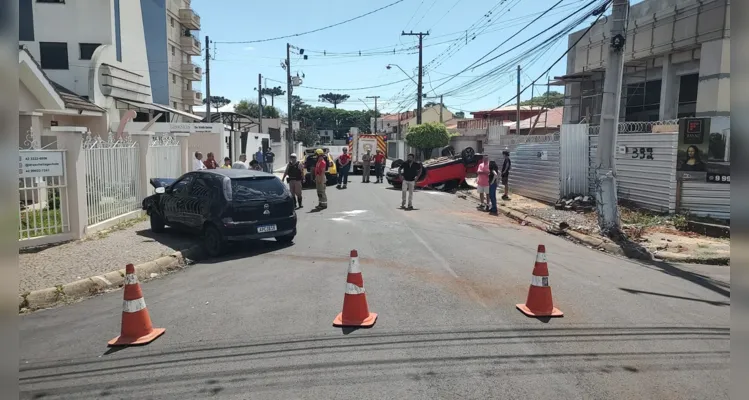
[
  {"x1": 361, "y1": 148, "x2": 372, "y2": 183},
  {"x1": 314, "y1": 149, "x2": 328, "y2": 210}
]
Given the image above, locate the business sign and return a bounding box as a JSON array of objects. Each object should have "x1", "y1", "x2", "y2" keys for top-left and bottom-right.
[
  {"x1": 677, "y1": 117, "x2": 730, "y2": 183},
  {"x1": 126, "y1": 122, "x2": 223, "y2": 134},
  {"x1": 19, "y1": 150, "x2": 64, "y2": 178}
]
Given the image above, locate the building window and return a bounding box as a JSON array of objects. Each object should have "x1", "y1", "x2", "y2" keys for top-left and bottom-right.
[
  {"x1": 39, "y1": 42, "x2": 69, "y2": 70},
  {"x1": 172, "y1": 74, "x2": 176, "y2": 84},
  {"x1": 36, "y1": 0, "x2": 65, "y2": 3},
  {"x1": 677, "y1": 74, "x2": 698, "y2": 119},
  {"x1": 170, "y1": 17, "x2": 174, "y2": 27},
  {"x1": 625, "y1": 79, "x2": 662, "y2": 121},
  {"x1": 20, "y1": 0, "x2": 35, "y2": 41},
  {"x1": 79, "y1": 43, "x2": 100, "y2": 60},
  {"x1": 113, "y1": 0, "x2": 122, "y2": 61},
  {"x1": 173, "y1": 102, "x2": 178, "y2": 108},
  {"x1": 171, "y1": 45, "x2": 175, "y2": 56}
]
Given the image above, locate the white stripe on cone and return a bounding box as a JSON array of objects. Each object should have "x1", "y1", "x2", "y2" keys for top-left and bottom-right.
[
  {"x1": 345, "y1": 282, "x2": 366, "y2": 295},
  {"x1": 125, "y1": 274, "x2": 138, "y2": 285},
  {"x1": 535, "y1": 252, "x2": 547, "y2": 263},
  {"x1": 349, "y1": 257, "x2": 361, "y2": 274},
  {"x1": 531, "y1": 275, "x2": 550, "y2": 287},
  {"x1": 122, "y1": 297, "x2": 147, "y2": 313}
]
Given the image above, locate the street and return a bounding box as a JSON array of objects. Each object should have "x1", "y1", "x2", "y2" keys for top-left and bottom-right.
[{"x1": 19, "y1": 180, "x2": 730, "y2": 400}]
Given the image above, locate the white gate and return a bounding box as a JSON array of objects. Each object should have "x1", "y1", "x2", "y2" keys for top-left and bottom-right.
[
  {"x1": 148, "y1": 134, "x2": 182, "y2": 179},
  {"x1": 19, "y1": 132, "x2": 70, "y2": 241},
  {"x1": 83, "y1": 132, "x2": 141, "y2": 226}
]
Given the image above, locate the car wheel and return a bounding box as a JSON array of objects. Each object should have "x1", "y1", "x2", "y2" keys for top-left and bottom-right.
[
  {"x1": 391, "y1": 159, "x2": 404, "y2": 169},
  {"x1": 149, "y1": 212, "x2": 165, "y2": 233},
  {"x1": 392, "y1": 182, "x2": 402, "y2": 189},
  {"x1": 203, "y1": 225, "x2": 226, "y2": 257},
  {"x1": 461, "y1": 147, "x2": 476, "y2": 164}
]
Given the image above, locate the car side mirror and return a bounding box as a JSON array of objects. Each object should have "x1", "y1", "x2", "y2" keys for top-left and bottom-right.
[{"x1": 155, "y1": 187, "x2": 166, "y2": 194}]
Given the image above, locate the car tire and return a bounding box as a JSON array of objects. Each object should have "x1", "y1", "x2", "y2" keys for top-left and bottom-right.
[
  {"x1": 203, "y1": 224, "x2": 226, "y2": 257},
  {"x1": 392, "y1": 182, "x2": 402, "y2": 189},
  {"x1": 461, "y1": 147, "x2": 476, "y2": 165},
  {"x1": 149, "y1": 212, "x2": 165, "y2": 233},
  {"x1": 391, "y1": 159, "x2": 404, "y2": 169}
]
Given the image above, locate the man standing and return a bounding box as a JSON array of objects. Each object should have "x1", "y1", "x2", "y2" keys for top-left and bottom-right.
[
  {"x1": 336, "y1": 147, "x2": 351, "y2": 189},
  {"x1": 475, "y1": 154, "x2": 491, "y2": 210},
  {"x1": 204, "y1": 152, "x2": 219, "y2": 169},
  {"x1": 501, "y1": 150, "x2": 512, "y2": 200},
  {"x1": 361, "y1": 149, "x2": 372, "y2": 183},
  {"x1": 192, "y1": 151, "x2": 206, "y2": 171},
  {"x1": 314, "y1": 149, "x2": 328, "y2": 210},
  {"x1": 235, "y1": 154, "x2": 248, "y2": 167},
  {"x1": 264, "y1": 147, "x2": 275, "y2": 173},
  {"x1": 373, "y1": 149, "x2": 385, "y2": 183},
  {"x1": 397, "y1": 153, "x2": 422, "y2": 210},
  {"x1": 254, "y1": 147, "x2": 265, "y2": 172},
  {"x1": 282, "y1": 153, "x2": 305, "y2": 209}
]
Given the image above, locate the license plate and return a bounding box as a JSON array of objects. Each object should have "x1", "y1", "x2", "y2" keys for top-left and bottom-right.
[{"x1": 257, "y1": 224, "x2": 277, "y2": 233}]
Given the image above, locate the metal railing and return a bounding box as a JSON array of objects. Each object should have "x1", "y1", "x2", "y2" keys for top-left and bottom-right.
[
  {"x1": 148, "y1": 134, "x2": 182, "y2": 180},
  {"x1": 19, "y1": 150, "x2": 70, "y2": 240},
  {"x1": 83, "y1": 132, "x2": 141, "y2": 226}
]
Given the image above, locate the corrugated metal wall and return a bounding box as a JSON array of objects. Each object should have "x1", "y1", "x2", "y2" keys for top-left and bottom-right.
[
  {"x1": 560, "y1": 124, "x2": 589, "y2": 196},
  {"x1": 589, "y1": 133, "x2": 678, "y2": 213},
  {"x1": 680, "y1": 182, "x2": 730, "y2": 220},
  {"x1": 485, "y1": 134, "x2": 560, "y2": 204}
]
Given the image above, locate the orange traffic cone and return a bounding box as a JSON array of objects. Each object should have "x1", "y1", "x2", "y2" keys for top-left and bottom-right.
[
  {"x1": 333, "y1": 250, "x2": 378, "y2": 328},
  {"x1": 108, "y1": 264, "x2": 166, "y2": 346},
  {"x1": 516, "y1": 245, "x2": 564, "y2": 317}
]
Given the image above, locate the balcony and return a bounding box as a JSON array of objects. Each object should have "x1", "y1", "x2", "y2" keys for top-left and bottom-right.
[
  {"x1": 181, "y1": 62, "x2": 202, "y2": 81},
  {"x1": 180, "y1": 35, "x2": 201, "y2": 56},
  {"x1": 178, "y1": 8, "x2": 201, "y2": 30},
  {"x1": 182, "y1": 89, "x2": 203, "y2": 106}
]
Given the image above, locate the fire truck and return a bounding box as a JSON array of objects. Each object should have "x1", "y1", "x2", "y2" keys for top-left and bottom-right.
[{"x1": 347, "y1": 127, "x2": 387, "y2": 175}]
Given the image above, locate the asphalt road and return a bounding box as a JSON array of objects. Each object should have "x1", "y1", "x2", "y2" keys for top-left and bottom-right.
[{"x1": 19, "y1": 178, "x2": 730, "y2": 399}]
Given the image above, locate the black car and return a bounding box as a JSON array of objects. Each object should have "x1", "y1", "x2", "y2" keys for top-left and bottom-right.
[{"x1": 143, "y1": 169, "x2": 297, "y2": 257}]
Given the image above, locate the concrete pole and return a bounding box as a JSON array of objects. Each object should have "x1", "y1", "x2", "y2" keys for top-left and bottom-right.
[
  {"x1": 516, "y1": 65, "x2": 521, "y2": 134},
  {"x1": 258, "y1": 73, "x2": 263, "y2": 137},
  {"x1": 595, "y1": 0, "x2": 629, "y2": 236},
  {"x1": 439, "y1": 94, "x2": 444, "y2": 123},
  {"x1": 205, "y1": 36, "x2": 211, "y2": 123},
  {"x1": 286, "y1": 43, "x2": 293, "y2": 161}
]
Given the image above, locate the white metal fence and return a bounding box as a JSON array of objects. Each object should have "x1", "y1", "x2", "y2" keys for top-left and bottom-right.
[
  {"x1": 559, "y1": 124, "x2": 589, "y2": 196},
  {"x1": 19, "y1": 149, "x2": 70, "y2": 240},
  {"x1": 147, "y1": 134, "x2": 182, "y2": 179},
  {"x1": 83, "y1": 133, "x2": 141, "y2": 226}
]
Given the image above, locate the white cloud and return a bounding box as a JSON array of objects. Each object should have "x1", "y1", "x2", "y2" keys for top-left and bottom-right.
[
  {"x1": 244, "y1": 46, "x2": 255, "y2": 51},
  {"x1": 193, "y1": 101, "x2": 235, "y2": 113}
]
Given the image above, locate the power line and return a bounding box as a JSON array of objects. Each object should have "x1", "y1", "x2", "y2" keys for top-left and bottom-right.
[{"x1": 214, "y1": 0, "x2": 406, "y2": 44}]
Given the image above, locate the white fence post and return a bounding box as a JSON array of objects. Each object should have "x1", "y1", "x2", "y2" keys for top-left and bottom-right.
[
  {"x1": 178, "y1": 134, "x2": 190, "y2": 174},
  {"x1": 56, "y1": 128, "x2": 87, "y2": 240},
  {"x1": 133, "y1": 132, "x2": 153, "y2": 200}
]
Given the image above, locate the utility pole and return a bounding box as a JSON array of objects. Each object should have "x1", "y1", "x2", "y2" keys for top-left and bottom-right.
[
  {"x1": 545, "y1": 75, "x2": 550, "y2": 133},
  {"x1": 439, "y1": 94, "x2": 444, "y2": 123},
  {"x1": 402, "y1": 31, "x2": 429, "y2": 125},
  {"x1": 286, "y1": 43, "x2": 293, "y2": 161},
  {"x1": 205, "y1": 36, "x2": 211, "y2": 123},
  {"x1": 516, "y1": 65, "x2": 521, "y2": 135},
  {"x1": 595, "y1": 0, "x2": 629, "y2": 236},
  {"x1": 258, "y1": 73, "x2": 263, "y2": 136},
  {"x1": 366, "y1": 96, "x2": 380, "y2": 132}
]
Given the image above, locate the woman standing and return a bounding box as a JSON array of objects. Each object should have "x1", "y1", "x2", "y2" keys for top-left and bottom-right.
[{"x1": 488, "y1": 160, "x2": 499, "y2": 215}]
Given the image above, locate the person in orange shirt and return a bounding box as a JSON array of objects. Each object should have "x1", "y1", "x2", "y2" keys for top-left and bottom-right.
[
  {"x1": 313, "y1": 149, "x2": 328, "y2": 210},
  {"x1": 373, "y1": 150, "x2": 386, "y2": 183}
]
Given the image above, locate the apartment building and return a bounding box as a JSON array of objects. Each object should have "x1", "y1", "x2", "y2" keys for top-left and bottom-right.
[
  {"x1": 141, "y1": 0, "x2": 203, "y2": 114},
  {"x1": 18, "y1": 0, "x2": 202, "y2": 133}
]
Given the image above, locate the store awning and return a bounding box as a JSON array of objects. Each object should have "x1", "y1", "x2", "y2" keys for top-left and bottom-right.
[
  {"x1": 114, "y1": 98, "x2": 165, "y2": 113},
  {"x1": 153, "y1": 103, "x2": 203, "y2": 121}
]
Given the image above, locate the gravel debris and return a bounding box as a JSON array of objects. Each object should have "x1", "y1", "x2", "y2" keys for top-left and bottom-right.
[
  {"x1": 500, "y1": 195, "x2": 600, "y2": 235},
  {"x1": 20, "y1": 221, "x2": 196, "y2": 295}
]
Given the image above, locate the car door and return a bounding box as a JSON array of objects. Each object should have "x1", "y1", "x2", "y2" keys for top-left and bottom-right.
[
  {"x1": 184, "y1": 174, "x2": 216, "y2": 230},
  {"x1": 163, "y1": 174, "x2": 194, "y2": 226}
]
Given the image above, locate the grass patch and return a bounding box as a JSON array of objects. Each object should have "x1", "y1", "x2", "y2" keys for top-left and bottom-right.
[{"x1": 19, "y1": 208, "x2": 64, "y2": 239}]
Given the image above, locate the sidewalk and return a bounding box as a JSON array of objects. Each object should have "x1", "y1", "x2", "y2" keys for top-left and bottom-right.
[
  {"x1": 461, "y1": 178, "x2": 730, "y2": 265},
  {"x1": 19, "y1": 217, "x2": 196, "y2": 296}
]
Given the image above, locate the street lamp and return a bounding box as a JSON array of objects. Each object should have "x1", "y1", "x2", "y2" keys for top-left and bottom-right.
[{"x1": 386, "y1": 64, "x2": 418, "y2": 85}]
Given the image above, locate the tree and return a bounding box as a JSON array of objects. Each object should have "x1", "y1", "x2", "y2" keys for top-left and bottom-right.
[
  {"x1": 520, "y1": 91, "x2": 565, "y2": 108},
  {"x1": 405, "y1": 122, "x2": 452, "y2": 160},
  {"x1": 318, "y1": 92, "x2": 350, "y2": 108},
  {"x1": 454, "y1": 111, "x2": 465, "y2": 119},
  {"x1": 202, "y1": 95, "x2": 231, "y2": 113},
  {"x1": 424, "y1": 101, "x2": 439, "y2": 108},
  {"x1": 260, "y1": 86, "x2": 285, "y2": 107},
  {"x1": 291, "y1": 95, "x2": 311, "y2": 116},
  {"x1": 233, "y1": 99, "x2": 280, "y2": 119},
  {"x1": 294, "y1": 127, "x2": 320, "y2": 147}
]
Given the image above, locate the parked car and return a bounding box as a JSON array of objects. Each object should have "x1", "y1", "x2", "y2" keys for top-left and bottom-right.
[
  {"x1": 302, "y1": 149, "x2": 338, "y2": 187},
  {"x1": 386, "y1": 147, "x2": 483, "y2": 191},
  {"x1": 143, "y1": 169, "x2": 297, "y2": 257}
]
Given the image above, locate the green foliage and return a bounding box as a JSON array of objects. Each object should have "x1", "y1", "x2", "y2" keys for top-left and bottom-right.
[
  {"x1": 318, "y1": 92, "x2": 350, "y2": 108},
  {"x1": 294, "y1": 104, "x2": 379, "y2": 139},
  {"x1": 233, "y1": 99, "x2": 280, "y2": 119},
  {"x1": 520, "y1": 91, "x2": 565, "y2": 108},
  {"x1": 424, "y1": 101, "x2": 439, "y2": 108},
  {"x1": 202, "y1": 95, "x2": 231, "y2": 112},
  {"x1": 294, "y1": 128, "x2": 320, "y2": 147},
  {"x1": 454, "y1": 111, "x2": 465, "y2": 119},
  {"x1": 405, "y1": 122, "x2": 451, "y2": 160},
  {"x1": 291, "y1": 95, "x2": 311, "y2": 115},
  {"x1": 260, "y1": 86, "x2": 285, "y2": 97}
]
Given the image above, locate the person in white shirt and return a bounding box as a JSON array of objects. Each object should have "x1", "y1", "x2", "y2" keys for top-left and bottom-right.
[{"x1": 192, "y1": 151, "x2": 206, "y2": 171}]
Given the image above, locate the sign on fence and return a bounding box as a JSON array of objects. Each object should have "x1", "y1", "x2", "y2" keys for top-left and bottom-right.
[{"x1": 19, "y1": 150, "x2": 64, "y2": 178}]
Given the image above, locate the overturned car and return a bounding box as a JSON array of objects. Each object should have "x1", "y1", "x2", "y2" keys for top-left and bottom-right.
[{"x1": 386, "y1": 147, "x2": 482, "y2": 191}]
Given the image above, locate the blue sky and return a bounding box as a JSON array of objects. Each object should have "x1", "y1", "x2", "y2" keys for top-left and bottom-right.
[{"x1": 192, "y1": 0, "x2": 631, "y2": 115}]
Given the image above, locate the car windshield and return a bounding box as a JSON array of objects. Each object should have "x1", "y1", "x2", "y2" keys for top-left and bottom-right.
[{"x1": 231, "y1": 177, "x2": 287, "y2": 202}]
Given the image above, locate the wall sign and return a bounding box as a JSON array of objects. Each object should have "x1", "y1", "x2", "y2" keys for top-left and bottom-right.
[
  {"x1": 19, "y1": 151, "x2": 64, "y2": 178},
  {"x1": 677, "y1": 118, "x2": 711, "y2": 181},
  {"x1": 706, "y1": 173, "x2": 730, "y2": 184}
]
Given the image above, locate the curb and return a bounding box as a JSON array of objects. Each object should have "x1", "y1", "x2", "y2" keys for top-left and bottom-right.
[
  {"x1": 20, "y1": 245, "x2": 204, "y2": 313},
  {"x1": 458, "y1": 190, "x2": 728, "y2": 265}
]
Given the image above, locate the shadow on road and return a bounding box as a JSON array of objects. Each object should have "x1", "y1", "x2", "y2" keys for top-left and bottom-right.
[
  {"x1": 619, "y1": 287, "x2": 730, "y2": 306},
  {"x1": 136, "y1": 228, "x2": 197, "y2": 252}
]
